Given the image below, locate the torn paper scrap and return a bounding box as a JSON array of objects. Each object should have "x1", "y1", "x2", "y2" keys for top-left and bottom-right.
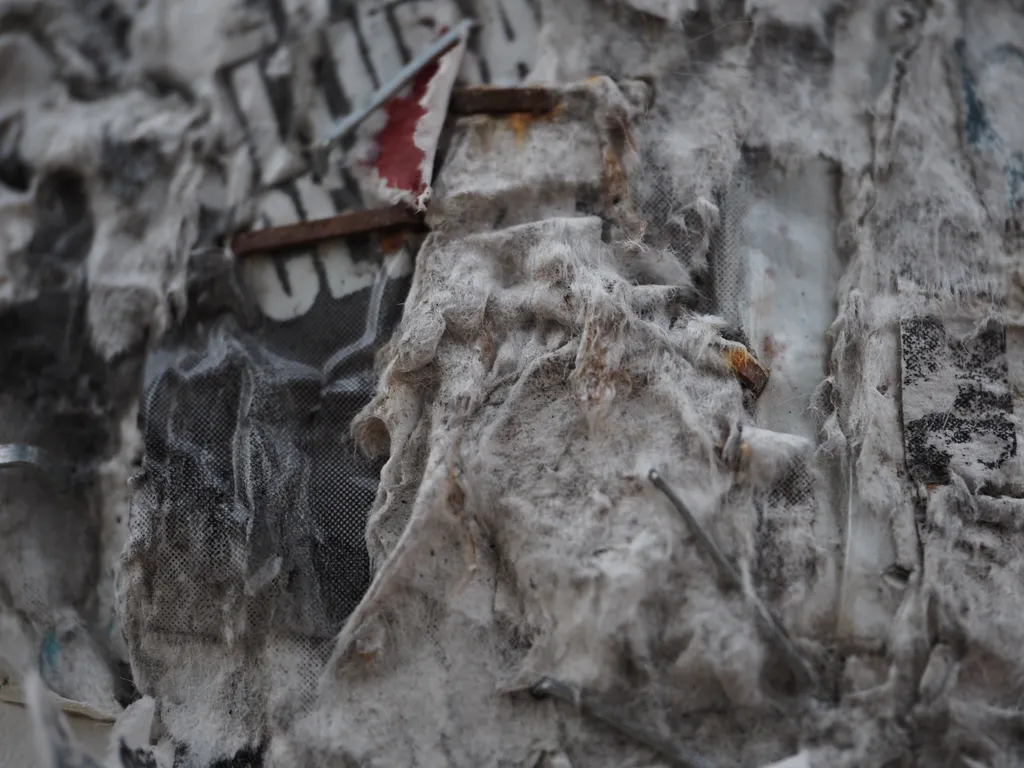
[{"x1": 348, "y1": 25, "x2": 470, "y2": 210}]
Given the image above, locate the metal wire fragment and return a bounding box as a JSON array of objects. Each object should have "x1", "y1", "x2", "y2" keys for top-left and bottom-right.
[
  {"x1": 230, "y1": 206, "x2": 426, "y2": 257},
  {"x1": 0, "y1": 444, "x2": 74, "y2": 492},
  {"x1": 648, "y1": 469, "x2": 818, "y2": 691},
  {"x1": 448, "y1": 86, "x2": 562, "y2": 115},
  {"x1": 722, "y1": 346, "x2": 770, "y2": 398},
  {"x1": 311, "y1": 19, "x2": 476, "y2": 180},
  {"x1": 531, "y1": 676, "x2": 718, "y2": 768}
]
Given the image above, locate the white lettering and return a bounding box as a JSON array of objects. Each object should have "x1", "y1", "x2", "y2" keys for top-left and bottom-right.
[{"x1": 241, "y1": 190, "x2": 321, "y2": 321}]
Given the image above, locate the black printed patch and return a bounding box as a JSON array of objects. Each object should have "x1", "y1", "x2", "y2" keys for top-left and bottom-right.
[
  {"x1": 901, "y1": 316, "x2": 1016, "y2": 486},
  {"x1": 119, "y1": 741, "x2": 158, "y2": 768}
]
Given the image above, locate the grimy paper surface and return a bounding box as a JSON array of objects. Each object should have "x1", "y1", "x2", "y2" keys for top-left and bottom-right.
[{"x1": 3, "y1": 1, "x2": 1024, "y2": 767}]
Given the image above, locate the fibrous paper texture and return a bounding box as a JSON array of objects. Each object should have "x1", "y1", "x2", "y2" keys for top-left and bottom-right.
[{"x1": 4, "y1": 0, "x2": 1024, "y2": 767}]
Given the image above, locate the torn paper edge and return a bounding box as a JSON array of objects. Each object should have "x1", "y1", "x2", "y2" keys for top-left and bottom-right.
[{"x1": 356, "y1": 26, "x2": 469, "y2": 210}]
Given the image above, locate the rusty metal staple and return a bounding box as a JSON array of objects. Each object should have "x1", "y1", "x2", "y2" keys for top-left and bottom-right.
[
  {"x1": 448, "y1": 86, "x2": 562, "y2": 115},
  {"x1": 230, "y1": 206, "x2": 426, "y2": 257}
]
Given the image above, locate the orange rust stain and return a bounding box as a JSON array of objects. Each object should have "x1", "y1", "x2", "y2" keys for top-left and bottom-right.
[
  {"x1": 603, "y1": 149, "x2": 627, "y2": 186},
  {"x1": 762, "y1": 335, "x2": 787, "y2": 365},
  {"x1": 725, "y1": 347, "x2": 750, "y2": 373},
  {"x1": 926, "y1": 484, "x2": 937, "y2": 492},
  {"x1": 601, "y1": 147, "x2": 631, "y2": 211},
  {"x1": 359, "y1": 652, "x2": 376, "y2": 664},
  {"x1": 503, "y1": 103, "x2": 562, "y2": 148},
  {"x1": 379, "y1": 228, "x2": 412, "y2": 255},
  {"x1": 505, "y1": 112, "x2": 533, "y2": 146}
]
